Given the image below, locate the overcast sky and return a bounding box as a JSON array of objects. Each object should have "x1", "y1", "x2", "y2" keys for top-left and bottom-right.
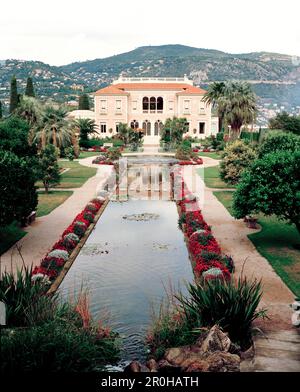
[{"x1": 1, "y1": 0, "x2": 300, "y2": 65}]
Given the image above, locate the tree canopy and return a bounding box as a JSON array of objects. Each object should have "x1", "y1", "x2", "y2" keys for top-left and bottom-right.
[
  {"x1": 9, "y1": 75, "x2": 19, "y2": 113},
  {"x1": 25, "y1": 77, "x2": 35, "y2": 97},
  {"x1": 161, "y1": 117, "x2": 189, "y2": 148},
  {"x1": 78, "y1": 94, "x2": 90, "y2": 110},
  {"x1": 204, "y1": 81, "x2": 257, "y2": 139},
  {"x1": 233, "y1": 151, "x2": 300, "y2": 236},
  {"x1": 0, "y1": 150, "x2": 38, "y2": 227},
  {"x1": 269, "y1": 112, "x2": 300, "y2": 135},
  {"x1": 258, "y1": 131, "x2": 300, "y2": 158},
  {"x1": 0, "y1": 116, "x2": 37, "y2": 157}
]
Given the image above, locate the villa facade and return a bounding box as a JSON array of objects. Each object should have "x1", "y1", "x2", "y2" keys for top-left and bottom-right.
[{"x1": 94, "y1": 76, "x2": 218, "y2": 145}]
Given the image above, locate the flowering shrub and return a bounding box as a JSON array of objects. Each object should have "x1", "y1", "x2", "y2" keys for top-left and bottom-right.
[
  {"x1": 73, "y1": 221, "x2": 87, "y2": 237},
  {"x1": 83, "y1": 210, "x2": 95, "y2": 223},
  {"x1": 176, "y1": 175, "x2": 233, "y2": 281},
  {"x1": 63, "y1": 233, "x2": 80, "y2": 251},
  {"x1": 178, "y1": 158, "x2": 203, "y2": 166},
  {"x1": 85, "y1": 202, "x2": 98, "y2": 213},
  {"x1": 47, "y1": 249, "x2": 69, "y2": 261},
  {"x1": 31, "y1": 198, "x2": 105, "y2": 283}
]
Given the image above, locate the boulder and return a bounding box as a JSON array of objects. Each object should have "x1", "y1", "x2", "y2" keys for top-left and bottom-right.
[
  {"x1": 124, "y1": 361, "x2": 149, "y2": 373},
  {"x1": 198, "y1": 325, "x2": 231, "y2": 353},
  {"x1": 203, "y1": 351, "x2": 240, "y2": 372},
  {"x1": 157, "y1": 359, "x2": 182, "y2": 373},
  {"x1": 147, "y1": 359, "x2": 158, "y2": 372}
]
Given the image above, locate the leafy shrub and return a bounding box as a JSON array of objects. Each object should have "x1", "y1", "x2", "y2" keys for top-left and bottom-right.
[
  {"x1": 0, "y1": 298, "x2": 119, "y2": 372},
  {"x1": 258, "y1": 131, "x2": 300, "y2": 158},
  {"x1": 64, "y1": 146, "x2": 76, "y2": 161},
  {"x1": 147, "y1": 301, "x2": 199, "y2": 360},
  {"x1": 106, "y1": 147, "x2": 122, "y2": 161},
  {"x1": 176, "y1": 277, "x2": 267, "y2": 347},
  {"x1": 220, "y1": 140, "x2": 257, "y2": 185},
  {"x1": 233, "y1": 151, "x2": 300, "y2": 236},
  {"x1": 0, "y1": 267, "x2": 53, "y2": 327},
  {"x1": 175, "y1": 144, "x2": 196, "y2": 160}
]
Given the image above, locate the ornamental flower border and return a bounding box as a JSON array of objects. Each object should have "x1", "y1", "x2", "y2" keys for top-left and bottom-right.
[
  {"x1": 32, "y1": 198, "x2": 105, "y2": 286},
  {"x1": 176, "y1": 170, "x2": 234, "y2": 281}
]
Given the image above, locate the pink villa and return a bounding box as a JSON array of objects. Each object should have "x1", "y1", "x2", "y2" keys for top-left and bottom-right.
[{"x1": 93, "y1": 76, "x2": 218, "y2": 146}]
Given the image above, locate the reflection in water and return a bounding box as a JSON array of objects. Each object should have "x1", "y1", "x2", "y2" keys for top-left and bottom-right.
[{"x1": 59, "y1": 160, "x2": 193, "y2": 366}]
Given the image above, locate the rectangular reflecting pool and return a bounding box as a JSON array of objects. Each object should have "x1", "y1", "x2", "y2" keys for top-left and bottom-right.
[{"x1": 60, "y1": 198, "x2": 193, "y2": 365}]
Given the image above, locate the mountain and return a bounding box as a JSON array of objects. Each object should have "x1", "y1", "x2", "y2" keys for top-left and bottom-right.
[{"x1": 1, "y1": 44, "x2": 300, "y2": 119}]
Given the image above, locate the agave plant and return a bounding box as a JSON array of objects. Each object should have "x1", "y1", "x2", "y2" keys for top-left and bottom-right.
[
  {"x1": 0, "y1": 266, "x2": 54, "y2": 327},
  {"x1": 176, "y1": 276, "x2": 267, "y2": 347}
]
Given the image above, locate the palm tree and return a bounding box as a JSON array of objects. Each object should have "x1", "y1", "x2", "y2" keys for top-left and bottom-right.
[
  {"x1": 222, "y1": 81, "x2": 257, "y2": 139},
  {"x1": 16, "y1": 96, "x2": 42, "y2": 126},
  {"x1": 74, "y1": 118, "x2": 98, "y2": 146},
  {"x1": 35, "y1": 105, "x2": 73, "y2": 149},
  {"x1": 203, "y1": 82, "x2": 226, "y2": 132}
]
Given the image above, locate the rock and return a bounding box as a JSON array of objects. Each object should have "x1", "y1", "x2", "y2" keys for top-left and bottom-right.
[
  {"x1": 198, "y1": 325, "x2": 231, "y2": 353},
  {"x1": 124, "y1": 361, "x2": 143, "y2": 373},
  {"x1": 204, "y1": 351, "x2": 240, "y2": 372},
  {"x1": 186, "y1": 361, "x2": 210, "y2": 372},
  {"x1": 147, "y1": 359, "x2": 158, "y2": 372},
  {"x1": 164, "y1": 346, "x2": 191, "y2": 366},
  {"x1": 157, "y1": 359, "x2": 182, "y2": 373},
  {"x1": 240, "y1": 345, "x2": 254, "y2": 361}
]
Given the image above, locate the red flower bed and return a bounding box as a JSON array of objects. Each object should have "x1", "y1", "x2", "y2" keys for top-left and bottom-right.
[
  {"x1": 32, "y1": 198, "x2": 105, "y2": 282},
  {"x1": 176, "y1": 174, "x2": 233, "y2": 281},
  {"x1": 178, "y1": 158, "x2": 203, "y2": 166}
]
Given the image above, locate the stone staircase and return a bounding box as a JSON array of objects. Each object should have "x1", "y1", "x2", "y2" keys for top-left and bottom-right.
[{"x1": 241, "y1": 329, "x2": 300, "y2": 372}]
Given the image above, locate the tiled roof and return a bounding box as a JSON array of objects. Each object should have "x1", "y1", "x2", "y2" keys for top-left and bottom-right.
[{"x1": 94, "y1": 83, "x2": 206, "y2": 96}]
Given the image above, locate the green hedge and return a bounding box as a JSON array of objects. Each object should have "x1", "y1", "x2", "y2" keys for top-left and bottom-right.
[{"x1": 240, "y1": 131, "x2": 260, "y2": 142}]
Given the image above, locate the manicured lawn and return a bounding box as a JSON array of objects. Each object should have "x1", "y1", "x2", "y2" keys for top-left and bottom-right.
[
  {"x1": 197, "y1": 151, "x2": 222, "y2": 160},
  {"x1": 214, "y1": 190, "x2": 300, "y2": 297},
  {"x1": 37, "y1": 191, "x2": 73, "y2": 217},
  {"x1": 0, "y1": 222, "x2": 27, "y2": 256},
  {"x1": 58, "y1": 161, "x2": 97, "y2": 188},
  {"x1": 36, "y1": 161, "x2": 97, "y2": 189},
  {"x1": 78, "y1": 151, "x2": 100, "y2": 159},
  {"x1": 198, "y1": 165, "x2": 235, "y2": 189}
]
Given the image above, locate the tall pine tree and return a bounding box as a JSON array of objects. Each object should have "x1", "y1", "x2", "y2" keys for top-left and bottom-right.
[
  {"x1": 9, "y1": 75, "x2": 19, "y2": 113},
  {"x1": 0, "y1": 101, "x2": 2, "y2": 119},
  {"x1": 25, "y1": 76, "x2": 35, "y2": 97},
  {"x1": 78, "y1": 93, "x2": 90, "y2": 110}
]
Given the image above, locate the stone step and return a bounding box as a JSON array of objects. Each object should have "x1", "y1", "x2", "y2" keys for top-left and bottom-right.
[{"x1": 252, "y1": 355, "x2": 300, "y2": 372}]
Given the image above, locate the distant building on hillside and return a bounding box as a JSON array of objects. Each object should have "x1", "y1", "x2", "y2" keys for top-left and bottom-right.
[{"x1": 93, "y1": 76, "x2": 217, "y2": 146}]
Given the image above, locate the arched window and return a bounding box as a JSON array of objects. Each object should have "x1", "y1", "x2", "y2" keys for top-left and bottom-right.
[
  {"x1": 130, "y1": 120, "x2": 139, "y2": 129},
  {"x1": 142, "y1": 97, "x2": 149, "y2": 111},
  {"x1": 157, "y1": 97, "x2": 163, "y2": 111},
  {"x1": 143, "y1": 120, "x2": 151, "y2": 136},
  {"x1": 154, "y1": 120, "x2": 163, "y2": 136},
  {"x1": 150, "y1": 97, "x2": 156, "y2": 112}
]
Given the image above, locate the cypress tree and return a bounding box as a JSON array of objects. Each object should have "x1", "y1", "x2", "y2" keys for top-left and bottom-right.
[
  {"x1": 78, "y1": 93, "x2": 90, "y2": 110},
  {"x1": 0, "y1": 101, "x2": 2, "y2": 119},
  {"x1": 9, "y1": 75, "x2": 19, "y2": 113},
  {"x1": 25, "y1": 76, "x2": 35, "y2": 97}
]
